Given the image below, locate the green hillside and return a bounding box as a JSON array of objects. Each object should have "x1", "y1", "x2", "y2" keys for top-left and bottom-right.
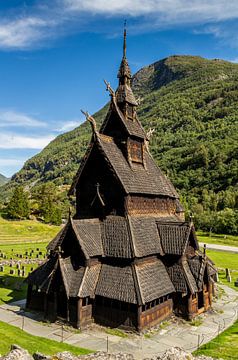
[
  {"x1": 1, "y1": 55, "x2": 238, "y2": 233},
  {"x1": 0, "y1": 174, "x2": 9, "y2": 187}
]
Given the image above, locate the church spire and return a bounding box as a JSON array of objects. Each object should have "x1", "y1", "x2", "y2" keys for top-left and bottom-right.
[
  {"x1": 116, "y1": 24, "x2": 137, "y2": 112},
  {"x1": 117, "y1": 22, "x2": 132, "y2": 85}
]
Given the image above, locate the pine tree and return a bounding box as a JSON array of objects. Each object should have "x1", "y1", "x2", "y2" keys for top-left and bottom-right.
[{"x1": 7, "y1": 186, "x2": 30, "y2": 219}]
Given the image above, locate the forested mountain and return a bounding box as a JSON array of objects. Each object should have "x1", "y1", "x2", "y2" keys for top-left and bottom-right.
[
  {"x1": 1, "y1": 55, "x2": 238, "y2": 233},
  {"x1": 0, "y1": 174, "x2": 9, "y2": 187}
]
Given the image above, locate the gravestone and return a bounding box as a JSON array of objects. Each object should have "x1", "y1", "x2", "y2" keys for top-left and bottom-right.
[{"x1": 226, "y1": 268, "x2": 231, "y2": 282}]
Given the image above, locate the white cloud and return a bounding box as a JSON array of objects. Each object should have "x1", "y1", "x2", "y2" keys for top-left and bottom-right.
[
  {"x1": 64, "y1": 0, "x2": 238, "y2": 23},
  {"x1": 1, "y1": 1, "x2": 238, "y2": 50},
  {"x1": 0, "y1": 110, "x2": 47, "y2": 128},
  {"x1": 0, "y1": 133, "x2": 55, "y2": 149},
  {"x1": 57, "y1": 120, "x2": 81, "y2": 132},
  {"x1": 0, "y1": 16, "x2": 57, "y2": 49}
]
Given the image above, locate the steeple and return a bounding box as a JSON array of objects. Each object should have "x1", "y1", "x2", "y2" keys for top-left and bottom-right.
[
  {"x1": 116, "y1": 24, "x2": 138, "y2": 115},
  {"x1": 117, "y1": 24, "x2": 132, "y2": 84}
]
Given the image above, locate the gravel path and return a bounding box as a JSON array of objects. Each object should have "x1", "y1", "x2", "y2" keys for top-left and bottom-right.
[{"x1": 199, "y1": 242, "x2": 238, "y2": 253}]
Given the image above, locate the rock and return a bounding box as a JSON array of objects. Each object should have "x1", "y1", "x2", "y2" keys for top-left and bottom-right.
[
  {"x1": 0, "y1": 345, "x2": 33, "y2": 360},
  {"x1": 148, "y1": 347, "x2": 219, "y2": 360},
  {"x1": 32, "y1": 353, "x2": 51, "y2": 360}
]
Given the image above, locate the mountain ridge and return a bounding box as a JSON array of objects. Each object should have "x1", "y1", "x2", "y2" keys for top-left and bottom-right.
[{"x1": 0, "y1": 174, "x2": 9, "y2": 187}]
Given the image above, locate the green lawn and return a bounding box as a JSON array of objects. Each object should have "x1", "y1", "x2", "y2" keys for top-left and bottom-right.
[
  {"x1": 0, "y1": 320, "x2": 91, "y2": 356},
  {"x1": 206, "y1": 249, "x2": 238, "y2": 270},
  {"x1": 0, "y1": 241, "x2": 50, "y2": 305},
  {"x1": 0, "y1": 216, "x2": 60, "y2": 244},
  {"x1": 206, "y1": 249, "x2": 238, "y2": 291},
  {"x1": 194, "y1": 320, "x2": 238, "y2": 360},
  {"x1": 197, "y1": 231, "x2": 238, "y2": 248}
]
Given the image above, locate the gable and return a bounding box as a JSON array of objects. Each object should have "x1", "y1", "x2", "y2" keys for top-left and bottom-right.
[{"x1": 75, "y1": 141, "x2": 126, "y2": 217}]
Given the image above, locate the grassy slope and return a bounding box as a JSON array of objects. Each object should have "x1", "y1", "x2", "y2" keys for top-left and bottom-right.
[
  {"x1": 194, "y1": 320, "x2": 238, "y2": 360},
  {"x1": 0, "y1": 216, "x2": 60, "y2": 244},
  {"x1": 0, "y1": 321, "x2": 91, "y2": 356}
]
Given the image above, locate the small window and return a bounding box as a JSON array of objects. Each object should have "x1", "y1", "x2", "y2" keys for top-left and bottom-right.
[
  {"x1": 129, "y1": 140, "x2": 143, "y2": 164},
  {"x1": 127, "y1": 105, "x2": 134, "y2": 120}
]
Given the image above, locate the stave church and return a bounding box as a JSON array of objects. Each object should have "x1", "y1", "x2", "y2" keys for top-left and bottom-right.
[{"x1": 26, "y1": 30, "x2": 217, "y2": 331}]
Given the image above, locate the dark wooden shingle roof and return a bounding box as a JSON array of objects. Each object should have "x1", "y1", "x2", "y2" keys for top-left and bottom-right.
[
  {"x1": 73, "y1": 219, "x2": 103, "y2": 257},
  {"x1": 101, "y1": 216, "x2": 132, "y2": 258},
  {"x1": 135, "y1": 259, "x2": 175, "y2": 303},
  {"x1": 129, "y1": 216, "x2": 163, "y2": 257},
  {"x1": 26, "y1": 256, "x2": 57, "y2": 291},
  {"x1": 98, "y1": 134, "x2": 178, "y2": 197},
  {"x1": 157, "y1": 222, "x2": 192, "y2": 255},
  {"x1": 95, "y1": 264, "x2": 137, "y2": 303},
  {"x1": 100, "y1": 100, "x2": 146, "y2": 139}
]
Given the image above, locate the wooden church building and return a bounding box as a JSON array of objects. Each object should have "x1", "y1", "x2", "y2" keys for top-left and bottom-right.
[{"x1": 26, "y1": 30, "x2": 217, "y2": 331}]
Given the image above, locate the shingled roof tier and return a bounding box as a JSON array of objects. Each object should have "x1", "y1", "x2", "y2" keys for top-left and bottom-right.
[
  {"x1": 95, "y1": 264, "x2": 137, "y2": 303},
  {"x1": 48, "y1": 216, "x2": 196, "y2": 260},
  {"x1": 100, "y1": 98, "x2": 146, "y2": 139},
  {"x1": 26, "y1": 256, "x2": 57, "y2": 292},
  {"x1": 136, "y1": 259, "x2": 175, "y2": 303},
  {"x1": 166, "y1": 261, "x2": 198, "y2": 295},
  {"x1": 97, "y1": 134, "x2": 178, "y2": 197},
  {"x1": 157, "y1": 222, "x2": 199, "y2": 255}
]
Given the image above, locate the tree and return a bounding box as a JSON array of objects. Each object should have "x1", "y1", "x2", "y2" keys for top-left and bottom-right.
[
  {"x1": 34, "y1": 182, "x2": 62, "y2": 225},
  {"x1": 7, "y1": 186, "x2": 30, "y2": 219}
]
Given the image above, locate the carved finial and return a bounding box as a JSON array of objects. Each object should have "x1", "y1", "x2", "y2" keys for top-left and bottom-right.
[
  {"x1": 104, "y1": 79, "x2": 115, "y2": 98},
  {"x1": 189, "y1": 213, "x2": 194, "y2": 224},
  {"x1": 123, "y1": 20, "x2": 127, "y2": 58},
  {"x1": 136, "y1": 96, "x2": 143, "y2": 105},
  {"x1": 203, "y1": 243, "x2": 206, "y2": 256},
  {"x1": 56, "y1": 245, "x2": 64, "y2": 258},
  {"x1": 146, "y1": 128, "x2": 155, "y2": 141},
  {"x1": 68, "y1": 206, "x2": 71, "y2": 218},
  {"x1": 81, "y1": 109, "x2": 97, "y2": 133}
]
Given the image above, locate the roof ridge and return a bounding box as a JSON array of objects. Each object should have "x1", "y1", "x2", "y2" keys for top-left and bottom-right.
[
  {"x1": 131, "y1": 263, "x2": 144, "y2": 305},
  {"x1": 70, "y1": 217, "x2": 90, "y2": 260},
  {"x1": 78, "y1": 267, "x2": 88, "y2": 297}
]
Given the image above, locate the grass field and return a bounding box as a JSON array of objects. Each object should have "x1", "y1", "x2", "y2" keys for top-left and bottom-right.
[
  {"x1": 197, "y1": 231, "x2": 238, "y2": 247},
  {"x1": 206, "y1": 249, "x2": 238, "y2": 291},
  {"x1": 0, "y1": 216, "x2": 60, "y2": 244},
  {"x1": 0, "y1": 241, "x2": 48, "y2": 304},
  {"x1": 194, "y1": 320, "x2": 238, "y2": 360},
  {"x1": 0, "y1": 320, "x2": 91, "y2": 356}
]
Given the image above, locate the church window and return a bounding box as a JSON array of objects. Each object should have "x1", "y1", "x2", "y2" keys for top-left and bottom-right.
[{"x1": 129, "y1": 140, "x2": 143, "y2": 164}]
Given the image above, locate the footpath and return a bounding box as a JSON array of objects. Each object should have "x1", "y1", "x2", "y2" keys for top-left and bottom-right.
[
  {"x1": 199, "y1": 242, "x2": 238, "y2": 253},
  {"x1": 0, "y1": 285, "x2": 237, "y2": 360}
]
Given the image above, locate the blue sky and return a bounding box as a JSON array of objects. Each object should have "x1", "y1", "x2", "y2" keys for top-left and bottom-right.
[{"x1": 0, "y1": 0, "x2": 238, "y2": 177}]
